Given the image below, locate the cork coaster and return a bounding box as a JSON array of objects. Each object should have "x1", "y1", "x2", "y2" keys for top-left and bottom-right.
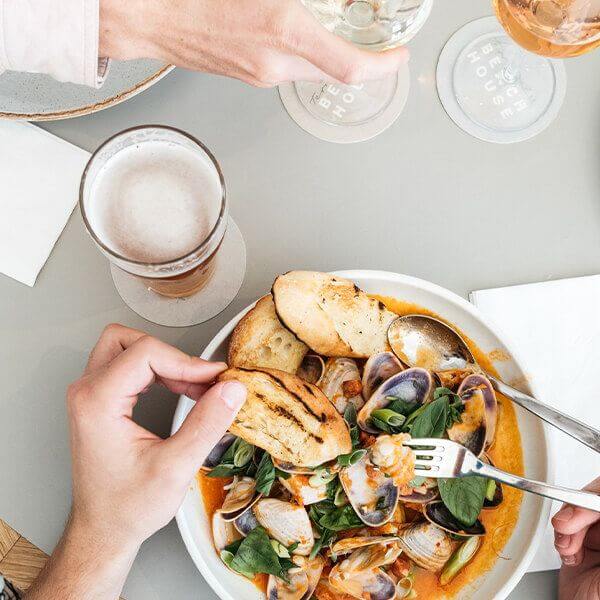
[{"x1": 0, "y1": 520, "x2": 124, "y2": 598}]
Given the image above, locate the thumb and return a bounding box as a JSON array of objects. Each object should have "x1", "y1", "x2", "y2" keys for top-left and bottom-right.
[{"x1": 166, "y1": 380, "x2": 247, "y2": 471}]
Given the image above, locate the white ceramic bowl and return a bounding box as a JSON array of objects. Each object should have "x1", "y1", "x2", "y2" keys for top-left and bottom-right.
[{"x1": 172, "y1": 270, "x2": 552, "y2": 600}]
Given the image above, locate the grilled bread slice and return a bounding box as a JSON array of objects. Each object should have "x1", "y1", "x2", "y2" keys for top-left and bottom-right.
[
  {"x1": 272, "y1": 271, "x2": 397, "y2": 358},
  {"x1": 228, "y1": 295, "x2": 308, "y2": 373},
  {"x1": 219, "y1": 367, "x2": 352, "y2": 467}
]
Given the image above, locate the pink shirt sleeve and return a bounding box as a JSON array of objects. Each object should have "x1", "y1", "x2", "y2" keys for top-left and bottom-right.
[{"x1": 0, "y1": 0, "x2": 108, "y2": 88}]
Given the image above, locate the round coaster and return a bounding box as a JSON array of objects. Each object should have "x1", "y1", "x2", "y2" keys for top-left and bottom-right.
[
  {"x1": 111, "y1": 218, "x2": 246, "y2": 327},
  {"x1": 279, "y1": 63, "x2": 410, "y2": 143},
  {"x1": 436, "y1": 16, "x2": 566, "y2": 144}
]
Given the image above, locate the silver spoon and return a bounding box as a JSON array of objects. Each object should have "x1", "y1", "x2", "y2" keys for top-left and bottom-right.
[{"x1": 388, "y1": 314, "x2": 600, "y2": 453}]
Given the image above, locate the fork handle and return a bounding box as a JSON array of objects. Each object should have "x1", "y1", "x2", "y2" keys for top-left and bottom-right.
[
  {"x1": 474, "y1": 461, "x2": 600, "y2": 512},
  {"x1": 490, "y1": 376, "x2": 600, "y2": 454}
]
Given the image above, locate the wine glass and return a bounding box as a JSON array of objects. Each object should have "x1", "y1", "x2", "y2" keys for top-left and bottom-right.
[
  {"x1": 437, "y1": 1, "x2": 600, "y2": 143},
  {"x1": 279, "y1": 0, "x2": 434, "y2": 143}
]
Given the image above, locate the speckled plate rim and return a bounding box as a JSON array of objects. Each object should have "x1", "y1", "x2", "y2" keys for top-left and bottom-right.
[
  {"x1": 173, "y1": 270, "x2": 552, "y2": 600},
  {"x1": 0, "y1": 64, "x2": 175, "y2": 121}
]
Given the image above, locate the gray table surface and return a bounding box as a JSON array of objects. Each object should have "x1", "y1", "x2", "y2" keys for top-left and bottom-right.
[{"x1": 4, "y1": 0, "x2": 598, "y2": 597}]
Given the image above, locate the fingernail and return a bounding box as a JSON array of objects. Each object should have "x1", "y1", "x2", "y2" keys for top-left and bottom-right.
[
  {"x1": 555, "y1": 534, "x2": 570, "y2": 549},
  {"x1": 555, "y1": 506, "x2": 574, "y2": 521},
  {"x1": 562, "y1": 555, "x2": 576, "y2": 566},
  {"x1": 221, "y1": 381, "x2": 247, "y2": 410}
]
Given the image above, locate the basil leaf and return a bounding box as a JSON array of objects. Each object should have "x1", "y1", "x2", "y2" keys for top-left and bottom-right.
[
  {"x1": 434, "y1": 387, "x2": 455, "y2": 400},
  {"x1": 255, "y1": 453, "x2": 276, "y2": 495},
  {"x1": 310, "y1": 527, "x2": 336, "y2": 560},
  {"x1": 410, "y1": 397, "x2": 449, "y2": 438},
  {"x1": 229, "y1": 527, "x2": 289, "y2": 580},
  {"x1": 343, "y1": 404, "x2": 358, "y2": 427},
  {"x1": 387, "y1": 397, "x2": 418, "y2": 416},
  {"x1": 438, "y1": 476, "x2": 487, "y2": 527},
  {"x1": 310, "y1": 501, "x2": 363, "y2": 532},
  {"x1": 206, "y1": 464, "x2": 247, "y2": 478},
  {"x1": 207, "y1": 437, "x2": 249, "y2": 478},
  {"x1": 274, "y1": 468, "x2": 291, "y2": 480}
]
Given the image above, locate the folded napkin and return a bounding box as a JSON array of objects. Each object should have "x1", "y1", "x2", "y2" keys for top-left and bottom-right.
[
  {"x1": 0, "y1": 122, "x2": 90, "y2": 286},
  {"x1": 471, "y1": 275, "x2": 600, "y2": 572}
]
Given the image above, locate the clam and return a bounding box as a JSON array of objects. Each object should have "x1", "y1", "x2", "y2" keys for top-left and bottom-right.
[
  {"x1": 217, "y1": 477, "x2": 261, "y2": 521},
  {"x1": 424, "y1": 502, "x2": 486, "y2": 537},
  {"x1": 319, "y1": 358, "x2": 364, "y2": 414},
  {"x1": 212, "y1": 512, "x2": 242, "y2": 551},
  {"x1": 234, "y1": 507, "x2": 260, "y2": 536},
  {"x1": 272, "y1": 458, "x2": 316, "y2": 475},
  {"x1": 339, "y1": 454, "x2": 399, "y2": 527},
  {"x1": 358, "y1": 368, "x2": 434, "y2": 434},
  {"x1": 267, "y1": 571, "x2": 309, "y2": 600},
  {"x1": 399, "y1": 477, "x2": 439, "y2": 504},
  {"x1": 279, "y1": 473, "x2": 329, "y2": 506},
  {"x1": 329, "y1": 567, "x2": 396, "y2": 600},
  {"x1": 201, "y1": 433, "x2": 237, "y2": 471},
  {"x1": 304, "y1": 555, "x2": 325, "y2": 599},
  {"x1": 447, "y1": 374, "x2": 497, "y2": 457},
  {"x1": 297, "y1": 354, "x2": 325, "y2": 385},
  {"x1": 361, "y1": 352, "x2": 404, "y2": 401},
  {"x1": 331, "y1": 536, "x2": 400, "y2": 556},
  {"x1": 397, "y1": 522, "x2": 454, "y2": 571},
  {"x1": 254, "y1": 499, "x2": 315, "y2": 556}
]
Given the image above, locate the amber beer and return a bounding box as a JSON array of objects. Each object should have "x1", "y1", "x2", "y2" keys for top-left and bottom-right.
[
  {"x1": 494, "y1": 0, "x2": 600, "y2": 58},
  {"x1": 81, "y1": 126, "x2": 227, "y2": 299}
]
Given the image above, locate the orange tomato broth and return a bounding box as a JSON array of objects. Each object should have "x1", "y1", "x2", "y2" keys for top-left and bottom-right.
[{"x1": 198, "y1": 296, "x2": 524, "y2": 599}]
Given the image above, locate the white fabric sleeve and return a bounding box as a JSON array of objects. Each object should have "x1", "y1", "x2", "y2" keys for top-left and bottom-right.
[{"x1": 0, "y1": 0, "x2": 109, "y2": 88}]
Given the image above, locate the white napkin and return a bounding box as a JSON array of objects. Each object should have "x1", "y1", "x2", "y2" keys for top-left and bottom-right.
[
  {"x1": 0, "y1": 121, "x2": 90, "y2": 286},
  {"x1": 471, "y1": 275, "x2": 600, "y2": 572}
]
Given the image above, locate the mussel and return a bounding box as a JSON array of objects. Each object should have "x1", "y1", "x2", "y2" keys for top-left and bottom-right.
[
  {"x1": 212, "y1": 512, "x2": 242, "y2": 551},
  {"x1": 234, "y1": 507, "x2": 260, "y2": 536},
  {"x1": 362, "y1": 352, "x2": 404, "y2": 401},
  {"x1": 358, "y1": 368, "x2": 434, "y2": 434},
  {"x1": 339, "y1": 454, "x2": 399, "y2": 527},
  {"x1": 424, "y1": 502, "x2": 486, "y2": 537},
  {"x1": 254, "y1": 499, "x2": 315, "y2": 556},
  {"x1": 397, "y1": 522, "x2": 454, "y2": 571},
  {"x1": 201, "y1": 433, "x2": 237, "y2": 471},
  {"x1": 267, "y1": 571, "x2": 309, "y2": 600},
  {"x1": 217, "y1": 477, "x2": 261, "y2": 521},
  {"x1": 447, "y1": 374, "x2": 497, "y2": 456},
  {"x1": 319, "y1": 358, "x2": 364, "y2": 414},
  {"x1": 297, "y1": 354, "x2": 325, "y2": 386}
]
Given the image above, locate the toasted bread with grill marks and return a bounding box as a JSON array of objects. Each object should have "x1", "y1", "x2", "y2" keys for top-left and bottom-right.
[
  {"x1": 228, "y1": 295, "x2": 308, "y2": 373},
  {"x1": 218, "y1": 367, "x2": 351, "y2": 467},
  {"x1": 272, "y1": 271, "x2": 397, "y2": 358}
]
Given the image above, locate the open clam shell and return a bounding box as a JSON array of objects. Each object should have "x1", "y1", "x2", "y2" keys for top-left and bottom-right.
[
  {"x1": 424, "y1": 502, "x2": 486, "y2": 537},
  {"x1": 397, "y1": 522, "x2": 454, "y2": 572},
  {"x1": 447, "y1": 374, "x2": 497, "y2": 457},
  {"x1": 254, "y1": 499, "x2": 315, "y2": 556},
  {"x1": 233, "y1": 507, "x2": 260, "y2": 536},
  {"x1": 212, "y1": 512, "x2": 242, "y2": 551},
  {"x1": 319, "y1": 357, "x2": 364, "y2": 414},
  {"x1": 267, "y1": 571, "x2": 309, "y2": 600},
  {"x1": 358, "y1": 368, "x2": 434, "y2": 433},
  {"x1": 398, "y1": 478, "x2": 439, "y2": 504},
  {"x1": 339, "y1": 454, "x2": 399, "y2": 527},
  {"x1": 279, "y1": 473, "x2": 329, "y2": 506},
  {"x1": 304, "y1": 555, "x2": 325, "y2": 599},
  {"x1": 361, "y1": 352, "x2": 404, "y2": 401},
  {"x1": 201, "y1": 433, "x2": 237, "y2": 472},
  {"x1": 331, "y1": 536, "x2": 400, "y2": 556},
  {"x1": 297, "y1": 354, "x2": 325, "y2": 386},
  {"x1": 217, "y1": 477, "x2": 262, "y2": 521},
  {"x1": 329, "y1": 566, "x2": 397, "y2": 600}
]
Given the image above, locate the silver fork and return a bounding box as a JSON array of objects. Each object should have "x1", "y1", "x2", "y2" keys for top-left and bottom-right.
[{"x1": 404, "y1": 438, "x2": 600, "y2": 512}]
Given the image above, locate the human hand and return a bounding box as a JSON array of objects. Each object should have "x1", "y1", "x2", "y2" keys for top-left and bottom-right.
[
  {"x1": 552, "y1": 477, "x2": 600, "y2": 600},
  {"x1": 25, "y1": 324, "x2": 246, "y2": 600},
  {"x1": 99, "y1": 0, "x2": 409, "y2": 87}
]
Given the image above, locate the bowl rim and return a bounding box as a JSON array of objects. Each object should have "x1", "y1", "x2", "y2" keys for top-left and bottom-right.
[{"x1": 173, "y1": 269, "x2": 553, "y2": 600}]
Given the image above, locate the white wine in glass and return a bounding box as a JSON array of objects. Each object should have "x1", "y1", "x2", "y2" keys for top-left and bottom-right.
[
  {"x1": 279, "y1": 0, "x2": 433, "y2": 143},
  {"x1": 493, "y1": 0, "x2": 600, "y2": 57}
]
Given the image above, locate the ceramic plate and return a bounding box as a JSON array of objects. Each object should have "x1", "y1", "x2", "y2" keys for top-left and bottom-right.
[
  {"x1": 0, "y1": 59, "x2": 174, "y2": 121},
  {"x1": 172, "y1": 270, "x2": 552, "y2": 600}
]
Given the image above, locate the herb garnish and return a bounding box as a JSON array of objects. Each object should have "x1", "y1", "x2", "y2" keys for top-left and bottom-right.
[{"x1": 438, "y1": 476, "x2": 487, "y2": 527}]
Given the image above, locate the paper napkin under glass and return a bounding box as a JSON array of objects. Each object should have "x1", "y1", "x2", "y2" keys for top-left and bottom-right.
[
  {"x1": 471, "y1": 275, "x2": 600, "y2": 572},
  {"x1": 0, "y1": 121, "x2": 90, "y2": 286}
]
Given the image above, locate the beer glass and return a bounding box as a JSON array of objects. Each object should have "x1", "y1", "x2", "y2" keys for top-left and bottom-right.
[
  {"x1": 437, "y1": 1, "x2": 600, "y2": 143},
  {"x1": 80, "y1": 125, "x2": 246, "y2": 327}
]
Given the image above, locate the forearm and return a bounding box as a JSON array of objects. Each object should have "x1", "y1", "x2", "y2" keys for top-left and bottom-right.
[{"x1": 24, "y1": 514, "x2": 139, "y2": 600}]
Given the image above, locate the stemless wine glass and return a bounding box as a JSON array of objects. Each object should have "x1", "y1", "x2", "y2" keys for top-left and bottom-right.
[
  {"x1": 279, "y1": 0, "x2": 433, "y2": 143},
  {"x1": 80, "y1": 125, "x2": 246, "y2": 327},
  {"x1": 437, "y1": 1, "x2": 600, "y2": 143}
]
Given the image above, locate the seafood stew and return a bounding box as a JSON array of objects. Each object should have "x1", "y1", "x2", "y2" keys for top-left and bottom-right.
[{"x1": 199, "y1": 272, "x2": 523, "y2": 599}]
